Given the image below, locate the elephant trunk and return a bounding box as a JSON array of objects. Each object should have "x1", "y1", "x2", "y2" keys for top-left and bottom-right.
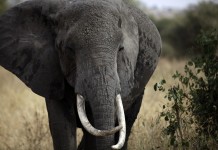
[
  {"x1": 77, "y1": 94, "x2": 126, "y2": 149},
  {"x1": 92, "y1": 87, "x2": 116, "y2": 150},
  {"x1": 76, "y1": 64, "x2": 126, "y2": 149}
]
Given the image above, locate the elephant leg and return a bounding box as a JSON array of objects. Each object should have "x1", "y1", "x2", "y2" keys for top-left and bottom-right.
[
  {"x1": 116, "y1": 92, "x2": 144, "y2": 150},
  {"x1": 46, "y1": 98, "x2": 77, "y2": 150}
]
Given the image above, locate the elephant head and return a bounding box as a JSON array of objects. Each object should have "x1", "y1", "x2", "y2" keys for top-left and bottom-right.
[
  {"x1": 56, "y1": 1, "x2": 139, "y2": 148},
  {"x1": 0, "y1": 0, "x2": 161, "y2": 149}
]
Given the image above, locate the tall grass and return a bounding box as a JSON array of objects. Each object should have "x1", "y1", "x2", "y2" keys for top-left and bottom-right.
[
  {"x1": 0, "y1": 58, "x2": 187, "y2": 150},
  {"x1": 0, "y1": 68, "x2": 52, "y2": 150}
]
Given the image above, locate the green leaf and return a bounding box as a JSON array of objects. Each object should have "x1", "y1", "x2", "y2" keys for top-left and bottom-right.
[
  {"x1": 161, "y1": 79, "x2": 166, "y2": 84},
  {"x1": 188, "y1": 61, "x2": 193, "y2": 66},
  {"x1": 154, "y1": 83, "x2": 158, "y2": 91},
  {"x1": 160, "y1": 112, "x2": 165, "y2": 117},
  {"x1": 170, "y1": 137, "x2": 175, "y2": 146},
  {"x1": 165, "y1": 116, "x2": 169, "y2": 121}
]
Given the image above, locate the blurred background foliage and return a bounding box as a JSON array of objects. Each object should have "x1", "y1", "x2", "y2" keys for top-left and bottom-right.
[
  {"x1": 153, "y1": 2, "x2": 218, "y2": 57},
  {"x1": 0, "y1": 0, "x2": 7, "y2": 14},
  {"x1": 128, "y1": 0, "x2": 218, "y2": 57}
]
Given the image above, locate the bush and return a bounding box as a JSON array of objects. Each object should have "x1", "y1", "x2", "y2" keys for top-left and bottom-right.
[{"x1": 154, "y1": 30, "x2": 218, "y2": 149}]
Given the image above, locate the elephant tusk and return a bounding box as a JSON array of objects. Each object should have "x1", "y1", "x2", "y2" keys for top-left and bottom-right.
[
  {"x1": 111, "y1": 94, "x2": 126, "y2": 150},
  {"x1": 77, "y1": 94, "x2": 122, "y2": 136}
]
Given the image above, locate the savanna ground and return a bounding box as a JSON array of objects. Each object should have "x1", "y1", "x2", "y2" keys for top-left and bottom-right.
[{"x1": 0, "y1": 58, "x2": 191, "y2": 150}]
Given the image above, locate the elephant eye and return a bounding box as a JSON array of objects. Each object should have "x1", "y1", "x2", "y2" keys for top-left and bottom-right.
[
  {"x1": 66, "y1": 46, "x2": 74, "y2": 52},
  {"x1": 118, "y1": 18, "x2": 122, "y2": 28},
  {"x1": 66, "y1": 46, "x2": 75, "y2": 56},
  {"x1": 119, "y1": 46, "x2": 124, "y2": 52}
]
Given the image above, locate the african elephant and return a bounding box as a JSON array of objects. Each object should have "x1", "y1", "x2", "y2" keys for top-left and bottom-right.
[{"x1": 0, "y1": 0, "x2": 161, "y2": 149}]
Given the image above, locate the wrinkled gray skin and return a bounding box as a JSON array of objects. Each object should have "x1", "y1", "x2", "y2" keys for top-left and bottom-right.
[{"x1": 0, "y1": 0, "x2": 161, "y2": 149}]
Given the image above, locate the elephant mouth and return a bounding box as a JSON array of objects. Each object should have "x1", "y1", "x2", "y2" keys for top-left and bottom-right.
[{"x1": 77, "y1": 94, "x2": 126, "y2": 149}]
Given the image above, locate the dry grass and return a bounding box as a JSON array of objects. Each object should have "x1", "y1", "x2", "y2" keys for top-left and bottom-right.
[
  {"x1": 128, "y1": 58, "x2": 187, "y2": 150},
  {"x1": 0, "y1": 58, "x2": 187, "y2": 150},
  {"x1": 0, "y1": 68, "x2": 52, "y2": 150}
]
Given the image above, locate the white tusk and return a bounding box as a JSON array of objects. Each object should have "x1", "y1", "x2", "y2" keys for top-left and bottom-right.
[
  {"x1": 111, "y1": 94, "x2": 126, "y2": 150},
  {"x1": 77, "y1": 94, "x2": 122, "y2": 136}
]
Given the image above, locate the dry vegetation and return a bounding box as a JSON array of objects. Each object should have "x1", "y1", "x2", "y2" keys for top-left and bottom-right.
[{"x1": 0, "y1": 58, "x2": 187, "y2": 150}]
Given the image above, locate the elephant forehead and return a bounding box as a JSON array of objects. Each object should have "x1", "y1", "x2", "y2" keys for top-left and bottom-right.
[
  {"x1": 77, "y1": 21, "x2": 120, "y2": 40},
  {"x1": 69, "y1": 18, "x2": 122, "y2": 49},
  {"x1": 59, "y1": 0, "x2": 122, "y2": 24}
]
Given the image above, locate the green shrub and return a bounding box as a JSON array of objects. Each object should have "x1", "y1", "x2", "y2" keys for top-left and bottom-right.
[{"x1": 154, "y1": 30, "x2": 218, "y2": 149}]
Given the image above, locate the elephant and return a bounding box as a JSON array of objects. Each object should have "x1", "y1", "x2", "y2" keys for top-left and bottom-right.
[{"x1": 0, "y1": 0, "x2": 161, "y2": 149}]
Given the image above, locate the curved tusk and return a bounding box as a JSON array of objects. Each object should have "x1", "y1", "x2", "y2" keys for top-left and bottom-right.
[
  {"x1": 77, "y1": 94, "x2": 122, "y2": 136},
  {"x1": 111, "y1": 94, "x2": 126, "y2": 150}
]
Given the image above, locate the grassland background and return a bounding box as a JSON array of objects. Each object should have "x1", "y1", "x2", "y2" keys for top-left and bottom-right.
[{"x1": 0, "y1": 58, "x2": 187, "y2": 150}]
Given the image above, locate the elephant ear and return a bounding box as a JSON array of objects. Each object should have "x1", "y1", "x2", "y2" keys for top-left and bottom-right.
[
  {"x1": 117, "y1": 3, "x2": 139, "y2": 98},
  {"x1": 0, "y1": 0, "x2": 65, "y2": 99},
  {"x1": 128, "y1": 5, "x2": 162, "y2": 96}
]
